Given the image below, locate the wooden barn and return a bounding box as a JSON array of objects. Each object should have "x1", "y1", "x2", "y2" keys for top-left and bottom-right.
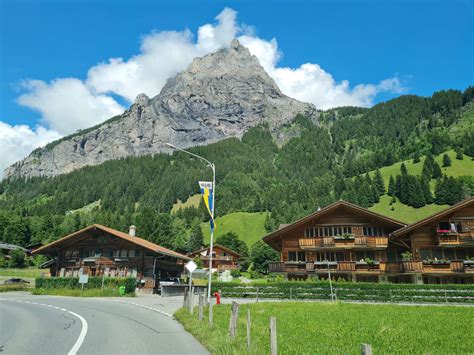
[
  {"x1": 188, "y1": 244, "x2": 241, "y2": 271},
  {"x1": 33, "y1": 224, "x2": 190, "y2": 290}
]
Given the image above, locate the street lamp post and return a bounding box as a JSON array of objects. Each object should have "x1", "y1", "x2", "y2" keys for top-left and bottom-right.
[{"x1": 166, "y1": 143, "x2": 215, "y2": 303}]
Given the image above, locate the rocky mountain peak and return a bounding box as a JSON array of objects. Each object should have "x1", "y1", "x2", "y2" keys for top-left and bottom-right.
[{"x1": 5, "y1": 41, "x2": 317, "y2": 180}]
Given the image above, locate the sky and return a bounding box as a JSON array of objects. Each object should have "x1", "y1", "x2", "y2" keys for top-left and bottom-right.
[{"x1": 0, "y1": 0, "x2": 473, "y2": 177}]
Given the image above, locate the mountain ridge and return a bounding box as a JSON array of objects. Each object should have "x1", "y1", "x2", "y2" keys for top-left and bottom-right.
[{"x1": 5, "y1": 39, "x2": 316, "y2": 180}]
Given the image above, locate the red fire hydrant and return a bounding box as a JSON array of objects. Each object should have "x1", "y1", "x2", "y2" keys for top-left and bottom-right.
[{"x1": 214, "y1": 291, "x2": 221, "y2": 304}]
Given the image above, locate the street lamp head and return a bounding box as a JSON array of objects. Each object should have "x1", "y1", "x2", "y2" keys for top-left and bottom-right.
[{"x1": 165, "y1": 143, "x2": 176, "y2": 149}]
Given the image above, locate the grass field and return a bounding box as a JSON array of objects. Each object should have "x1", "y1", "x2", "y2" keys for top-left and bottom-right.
[
  {"x1": 0, "y1": 268, "x2": 46, "y2": 278},
  {"x1": 171, "y1": 194, "x2": 202, "y2": 213},
  {"x1": 201, "y1": 211, "x2": 268, "y2": 247},
  {"x1": 369, "y1": 150, "x2": 473, "y2": 223},
  {"x1": 176, "y1": 302, "x2": 474, "y2": 354}
]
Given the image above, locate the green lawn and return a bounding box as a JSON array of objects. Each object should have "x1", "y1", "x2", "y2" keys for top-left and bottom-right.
[
  {"x1": 176, "y1": 302, "x2": 474, "y2": 354},
  {"x1": 369, "y1": 150, "x2": 473, "y2": 223},
  {"x1": 201, "y1": 211, "x2": 268, "y2": 247},
  {"x1": 0, "y1": 268, "x2": 46, "y2": 278}
]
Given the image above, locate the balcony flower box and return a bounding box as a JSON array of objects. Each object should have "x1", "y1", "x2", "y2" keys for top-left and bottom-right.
[{"x1": 334, "y1": 234, "x2": 355, "y2": 240}]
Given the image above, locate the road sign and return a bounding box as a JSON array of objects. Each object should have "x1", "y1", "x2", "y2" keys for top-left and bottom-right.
[
  {"x1": 185, "y1": 260, "x2": 197, "y2": 273},
  {"x1": 79, "y1": 274, "x2": 89, "y2": 284}
]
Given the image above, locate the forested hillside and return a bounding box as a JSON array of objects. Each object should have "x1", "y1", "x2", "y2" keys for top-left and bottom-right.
[{"x1": 0, "y1": 87, "x2": 473, "y2": 253}]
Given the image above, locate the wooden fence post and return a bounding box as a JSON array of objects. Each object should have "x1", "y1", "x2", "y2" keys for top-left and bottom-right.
[
  {"x1": 270, "y1": 317, "x2": 277, "y2": 355},
  {"x1": 198, "y1": 295, "x2": 204, "y2": 321},
  {"x1": 209, "y1": 301, "x2": 213, "y2": 327},
  {"x1": 228, "y1": 301, "x2": 240, "y2": 339},
  {"x1": 246, "y1": 307, "x2": 251, "y2": 351},
  {"x1": 256, "y1": 287, "x2": 259, "y2": 303},
  {"x1": 361, "y1": 343, "x2": 372, "y2": 355},
  {"x1": 190, "y1": 287, "x2": 195, "y2": 314},
  {"x1": 183, "y1": 287, "x2": 188, "y2": 309}
]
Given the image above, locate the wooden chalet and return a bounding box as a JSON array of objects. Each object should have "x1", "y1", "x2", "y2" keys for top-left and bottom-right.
[
  {"x1": 263, "y1": 200, "x2": 408, "y2": 283},
  {"x1": 33, "y1": 224, "x2": 190, "y2": 290},
  {"x1": 188, "y1": 244, "x2": 241, "y2": 271},
  {"x1": 391, "y1": 198, "x2": 474, "y2": 284}
]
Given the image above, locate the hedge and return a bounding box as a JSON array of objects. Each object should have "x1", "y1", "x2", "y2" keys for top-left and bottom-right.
[
  {"x1": 211, "y1": 281, "x2": 474, "y2": 304},
  {"x1": 35, "y1": 277, "x2": 136, "y2": 294}
]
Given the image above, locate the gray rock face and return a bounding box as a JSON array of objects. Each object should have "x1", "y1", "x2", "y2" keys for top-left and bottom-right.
[{"x1": 5, "y1": 40, "x2": 316, "y2": 179}]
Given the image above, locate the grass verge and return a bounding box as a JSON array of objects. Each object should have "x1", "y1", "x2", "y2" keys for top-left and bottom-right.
[
  {"x1": 32, "y1": 288, "x2": 135, "y2": 297},
  {"x1": 0, "y1": 268, "x2": 46, "y2": 278},
  {"x1": 0, "y1": 285, "x2": 29, "y2": 292},
  {"x1": 175, "y1": 302, "x2": 474, "y2": 354}
]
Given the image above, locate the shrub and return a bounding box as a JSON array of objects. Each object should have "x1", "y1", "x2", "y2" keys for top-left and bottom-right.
[
  {"x1": 230, "y1": 269, "x2": 241, "y2": 277},
  {"x1": 35, "y1": 277, "x2": 137, "y2": 294}
]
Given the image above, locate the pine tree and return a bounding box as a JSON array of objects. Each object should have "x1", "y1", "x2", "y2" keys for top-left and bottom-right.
[
  {"x1": 400, "y1": 162, "x2": 408, "y2": 175},
  {"x1": 409, "y1": 177, "x2": 426, "y2": 208},
  {"x1": 442, "y1": 153, "x2": 451, "y2": 167},
  {"x1": 422, "y1": 153, "x2": 434, "y2": 181},
  {"x1": 373, "y1": 169, "x2": 385, "y2": 196},
  {"x1": 413, "y1": 151, "x2": 420, "y2": 163},
  {"x1": 455, "y1": 147, "x2": 464, "y2": 160},
  {"x1": 395, "y1": 175, "x2": 402, "y2": 198},
  {"x1": 420, "y1": 176, "x2": 434, "y2": 204},
  {"x1": 186, "y1": 223, "x2": 204, "y2": 252},
  {"x1": 387, "y1": 175, "x2": 396, "y2": 197},
  {"x1": 432, "y1": 161, "x2": 442, "y2": 178},
  {"x1": 435, "y1": 176, "x2": 449, "y2": 205}
]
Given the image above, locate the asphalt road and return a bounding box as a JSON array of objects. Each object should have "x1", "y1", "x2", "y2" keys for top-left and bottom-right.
[{"x1": 0, "y1": 293, "x2": 209, "y2": 355}]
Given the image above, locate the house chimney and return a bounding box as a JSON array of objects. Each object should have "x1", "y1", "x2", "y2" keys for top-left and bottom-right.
[{"x1": 129, "y1": 225, "x2": 136, "y2": 237}]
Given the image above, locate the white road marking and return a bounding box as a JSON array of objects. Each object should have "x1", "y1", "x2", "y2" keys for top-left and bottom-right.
[
  {"x1": 0, "y1": 298, "x2": 88, "y2": 355},
  {"x1": 95, "y1": 299, "x2": 173, "y2": 317},
  {"x1": 67, "y1": 310, "x2": 88, "y2": 355}
]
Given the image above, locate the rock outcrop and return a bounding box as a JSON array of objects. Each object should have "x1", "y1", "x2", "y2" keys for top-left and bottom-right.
[{"x1": 5, "y1": 40, "x2": 316, "y2": 179}]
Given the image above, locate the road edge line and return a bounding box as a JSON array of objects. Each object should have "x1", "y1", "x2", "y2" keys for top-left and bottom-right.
[{"x1": 67, "y1": 310, "x2": 88, "y2": 355}]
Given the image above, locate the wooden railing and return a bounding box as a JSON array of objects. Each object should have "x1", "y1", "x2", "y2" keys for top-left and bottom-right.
[
  {"x1": 299, "y1": 236, "x2": 388, "y2": 249},
  {"x1": 402, "y1": 261, "x2": 423, "y2": 272},
  {"x1": 268, "y1": 262, "x2": 285, "y2": 272},
  {"x1": 438, "y1": 231, "x2": 474, "y2": 245}
]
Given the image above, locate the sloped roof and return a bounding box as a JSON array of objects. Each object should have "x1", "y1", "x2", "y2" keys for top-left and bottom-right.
[
  {"x1": 263, "y1": 200, "x2": 406, "y2": 246},
  {"x1": 391, "y1": 197, "x2": 474, "y2": 238},
  {"x1": 32, "y1": 224, "x2": 190, "y2": 260},
  {"x1": 188, "y1": 244, "x2": 241, "y2": 258}
]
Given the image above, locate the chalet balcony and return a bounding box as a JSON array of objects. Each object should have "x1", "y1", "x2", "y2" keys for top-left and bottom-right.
[
  {"x1": 269, "y1": 261, "x2": 390, "y2": 273},
  {"x1": 199, "y1": 255, "x2": 234, "y2": 261},
  {"x1": 299, "y1": 236, "x2": 388, "y2": 250},
  {"x1": 437, "y1": 231, "x2": 474, "y2": 246}
]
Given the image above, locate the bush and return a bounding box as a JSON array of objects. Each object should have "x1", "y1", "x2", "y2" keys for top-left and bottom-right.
[
  {"x1": 7, "y1": 249, "x2": 27, "y2": 268},
  {"x1": 230, "y1": 269, "x2": 241, "y2": 277},
  {"x1": 35, "y1": 277, "x2": 137, "y2": 294}
]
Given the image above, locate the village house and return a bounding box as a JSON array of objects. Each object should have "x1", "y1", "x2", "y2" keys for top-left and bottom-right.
[
  {"x1": 188, "y1": 244, "x2": 241, "y2": 270},
  {"x1": 263, "y1": 199, "x2": 474, "y2": 284},
  {"x1": 33, "y1": 224, "x2": 190, "y2": 291},
  {"x1": 391, "y1": 197, "x2": 474, "y2": 284},
  {"x1": 263, "y1": 200, "x2": 406, "y2": 283}
]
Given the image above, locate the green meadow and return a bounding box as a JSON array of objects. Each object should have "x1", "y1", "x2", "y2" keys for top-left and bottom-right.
[{"x1": 176, "y1": 302, "x2": 474, "y2": 354}]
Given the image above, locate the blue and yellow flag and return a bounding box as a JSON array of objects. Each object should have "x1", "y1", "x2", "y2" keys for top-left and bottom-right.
[{"x1": 199, "y1": 181, "x2": 215, "y2": 231}]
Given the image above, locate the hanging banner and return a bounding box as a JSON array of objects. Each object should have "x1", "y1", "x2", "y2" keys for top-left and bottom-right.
[{"x1": 199, "y1": 181, "x2": 215, "y2": 230}]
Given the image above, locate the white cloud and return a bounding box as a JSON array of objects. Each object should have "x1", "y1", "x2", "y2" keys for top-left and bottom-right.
[
  {"x1": 0, "y1": 122, "x2": 61, "y2": 178},
  {"x1": 10, "y1": 7, "x2": 405, "y2": 170},
  {"x1": 18, "y1": 78, "x2": 124, "y2": 135}
]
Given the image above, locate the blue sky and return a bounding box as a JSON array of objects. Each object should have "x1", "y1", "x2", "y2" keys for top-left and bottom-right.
[{"x1": 0, "y1": 0, "x2": 472, "y2": 175}]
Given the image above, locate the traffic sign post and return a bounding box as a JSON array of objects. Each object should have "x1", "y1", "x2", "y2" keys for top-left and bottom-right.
[
  {"x1": 79, "y1": 273, "x2": 89, "y2": 291},
  {"x1": 185, "y1": 260, "x2": 197, "y2": 311}
]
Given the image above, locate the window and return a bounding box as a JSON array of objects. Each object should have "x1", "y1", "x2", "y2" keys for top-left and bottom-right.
[
  {"x1": 288, "y1": 251, "x2": 306, "y2": 262},
  {"x1": 113, "y1": 250, "x2": 120, "y2": 257},
  {"x1": 387, "y1": 249, "x2": 397, "y2": 263},
  {"x1": 120, "y1": 250, "x2": 128, "y2": 257},
  {"x1": 432, "y1": 249, "x2": 443, "y2": 259},
  {"x1": 420, "y1": 249, "x2": 431, "y2": 260},
  {"x1": 444, "y1": 249, "x2": 455, "y2": 260},
  {"x1": 135, "y1": 249, "x2": 140, "y2": 257},
  {"x1": 334, "y1": 227, "x2": 343, "y2": 236},
  {"x1": 325, "y1": 227, "x2": 333, "y2": 237},
  {"x1": 455, "y1": 249, "x2": 467, "y2": 260},
  {"x1": 343, "y1": 226, "x2": 352, "y2": 234},
  {"x1": 72, "y1": 250, "x2": 80, "y2": 258}
]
